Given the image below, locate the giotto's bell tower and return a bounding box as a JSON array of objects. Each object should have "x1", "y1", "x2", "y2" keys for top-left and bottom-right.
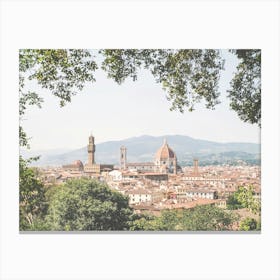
[{"x1": 120, "y1": 146, "x2": 127, "y2": 170}]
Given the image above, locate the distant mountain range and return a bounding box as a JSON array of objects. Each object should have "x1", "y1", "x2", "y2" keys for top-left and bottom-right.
[{"x1": 21, "y1": 135, "x2": 261, "y2": 167}]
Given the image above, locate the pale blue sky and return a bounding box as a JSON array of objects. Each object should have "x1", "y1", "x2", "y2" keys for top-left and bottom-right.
[{"x1": 22, "y1": 49, "x2": 260, "y2": 151}]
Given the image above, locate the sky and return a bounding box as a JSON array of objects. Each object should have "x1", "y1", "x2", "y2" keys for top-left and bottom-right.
[{"x1": 22, "y1": 49, "x2": 260, "y2": 151}]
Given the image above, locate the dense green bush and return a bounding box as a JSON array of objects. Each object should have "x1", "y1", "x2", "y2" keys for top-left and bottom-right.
[
  {"x1": 46, "y1": 178, "x2": 134, "y2": 231},
  {"x1": 130, "y1": 205, "x2": 238, "y2": 231},
  {"x1": 19, "y1": 157, "x2": 48, "y2": 231},
  {"x1": 239, "y1": 217, "x2": 258, "y2": 231}
]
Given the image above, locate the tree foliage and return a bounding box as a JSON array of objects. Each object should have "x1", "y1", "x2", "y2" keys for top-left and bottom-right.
[
  {"x1": 19, "y1": 50, "x2": 99, "y2": 229},
  {"x1": 19, "y1": 48, "x2": 261, "y2": 150},
  {"x1": 227, "y1": 185, "x2": 261, "y2": 214},
  {"x1": 130, "y1": 205, "x2": 238, "y2": 231},
  {"x1": 46, "y1": 178, "x2": 134, "y2": 231},
  {"x1": 180, "y1": 205, "x2": 237, "y2": 231},
  {"x1": 19, "y1": 49, "x2": 97, "y2": 108},
  {"x1": 228, "y1": 49, "x2": 261, "y2": 126},
  {"x1": 100, "y1": 49, "x2": 224, "y2": 113},
  {"x1": 18, "y1": 49, "x2": 261, "y2": 230},
  {"x1": 239, "y1": 217, "x2": 258, "y2": 231},
  {"x1": 128, "y1": 214, "x2": 163, "y2": 231},
  {"x1": 19, "y1": 156, "x2": 48, "y2": 230},
  {"x1": 19, "y1": 49, "x2": 98, "y2": 148}
]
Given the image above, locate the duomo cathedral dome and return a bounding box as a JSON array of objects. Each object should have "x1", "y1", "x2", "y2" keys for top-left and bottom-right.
[{"x1": 155, "y1": 139, "x2": 176, "y2": 161}]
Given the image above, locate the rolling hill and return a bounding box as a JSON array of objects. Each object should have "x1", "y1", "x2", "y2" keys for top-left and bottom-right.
[{"x1": 21, "y1": 135, "x2": 261, "y2": 167}]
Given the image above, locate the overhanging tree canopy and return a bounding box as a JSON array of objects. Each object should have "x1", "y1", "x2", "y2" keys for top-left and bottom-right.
[{"x1": 19, "y1": 49, "x2": 261, "y2": 149}]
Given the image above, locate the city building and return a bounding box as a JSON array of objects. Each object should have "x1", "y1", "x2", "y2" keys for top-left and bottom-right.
[
  {"x1": 177, "y1": 187, "x2": 218, "y2": 200},
  {"x1": 39, "y1": 132, "x2": 260, "y2": 216},
  {"x1": 125, "y1": 189, "x2": 164, "y2": 205},
  {"x1": 62, "y1": 160, "x2": 84, "y2": 171},
  {"x1": 62, "y1": 134, "x2": 114, "y2": 175},
  {"x1": 84, "y1": 134, "x2": 114, "y2": 174},
  {"x1": 120, "y1": 138, "x2": 180, "y2": 174},
  {"x1": 154, "y1": 139, "x2": 178, "y2": 174}
]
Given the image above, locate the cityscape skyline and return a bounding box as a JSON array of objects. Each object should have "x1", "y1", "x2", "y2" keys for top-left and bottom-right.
[
  {"x1": 2, "y1": 1, "x2": 277, "y2": 278},
  {"x1": 37, "y1": 127, "x2": 261, "y2": 232},
  {"x1": 22, "y1": 50, "x2": 260, "y2": 151}
]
